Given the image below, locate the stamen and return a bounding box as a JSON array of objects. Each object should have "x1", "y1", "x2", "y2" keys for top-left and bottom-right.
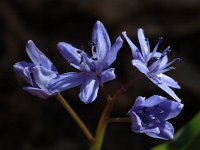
[
  {"x1": 30, "y1": 73, "x2": 34, "y2": 80},
  {"x1": 88, "y1": 41, "x2": 96, "y2": 47},
  {"x1": 147, "y1": 123, "x2": 154, "y2": 128},
  {"x1": 151, "y1": 37, "x2": 163, "y2": 58},
  {"x1": 154, "y1": 67, "x2": 175, "y2": 74},
  {"x1": 92, "y1": 57, "x2": 98, "y2": 61},
  {"x1": 160, "y1": 46, "x2": 171, "y2": 58},
  {"x1": 77, "y1": 50, "x2": 82, "y2": 54},
  {"x1": 161, "y1": 58, "x2": 180, "y2": 70},
  {"x1": 145, "y1": 38, "x2": 150, "y2": 50},
  {"x1": 159, "y1": 110, "x2": 164, "y2": 114},
  {"x1": 155, "y1": 118, "x2": 161, "y2": 124},
  {"x1": 154, "y1": 104, "x2": 160, "y2": 109},
  {"x1": 79, "y1": 56, "x2": 84, "y2": 64},
  {"x1": 67, "y1": 60, "x2": 71, "y2": 68}
]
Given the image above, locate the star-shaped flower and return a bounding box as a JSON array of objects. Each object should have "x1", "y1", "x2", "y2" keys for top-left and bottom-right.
[
  {"x1": 13, "y1": 40, "x2": 58, "y2": 98},
  {"x1": 123, "y1": 29, "x2": 181, "y2": 102},
  {"x1": 49, "y1": 21, "x2": 123, "y2": 104},
  {"x1": 128, "y1": 95, "x2": 183, "y2": 140}
]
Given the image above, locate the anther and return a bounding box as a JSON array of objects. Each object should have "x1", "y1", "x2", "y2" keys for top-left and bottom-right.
[
  {"x1": 159, "y1": 110, "x2": 164, "y2": 114},
  {"x1": 88, "y1": 41, "x2": 96, "y2": 47},
  {"x1": 147, "y1": 57, "x2": 159, "y2": 67},
  {"x1": 147, "y1": 123, "x2": 154, "y2": 128},
  {"x1": 77, "y1": 50, "x2": 82, "y2": 54},
  {"x1": 158, "y1": 37, "x2": 163, "y2": 43},
  {"x1": 92, "y1": 57, "x2": 98, "y2": 61},
  {"x1": 79, "y1": 56, "x2": 84, "y2": 64},
  {"x1": 161, "y1": 46, "x2": 171, "y2": 58},
  {"x1": 154, "y1": 104, "x2": 160, "y2": 109}
]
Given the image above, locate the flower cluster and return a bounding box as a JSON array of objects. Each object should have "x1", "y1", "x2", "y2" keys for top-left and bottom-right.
[{"x1": 13, "y1": 21, "x2": 183, "y2": 140}]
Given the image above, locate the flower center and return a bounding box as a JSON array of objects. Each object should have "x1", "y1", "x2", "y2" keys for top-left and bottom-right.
[{"x1": 137, "y1": 105, "x2": 165, "y2": 129}]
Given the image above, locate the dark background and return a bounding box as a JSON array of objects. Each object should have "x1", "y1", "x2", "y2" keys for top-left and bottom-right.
[{"x1": 0, "y1": 0, "x2": 200, "y2": 149}]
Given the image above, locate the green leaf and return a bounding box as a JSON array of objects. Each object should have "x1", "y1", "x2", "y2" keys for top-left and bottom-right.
[{"x1": 151, "y1": 111, "x2": 200, "y2": 150}]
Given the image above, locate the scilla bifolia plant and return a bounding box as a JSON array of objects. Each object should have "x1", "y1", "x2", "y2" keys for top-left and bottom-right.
[{"x1": 13, "y1": 21, "x2": 183, "y2": 150}]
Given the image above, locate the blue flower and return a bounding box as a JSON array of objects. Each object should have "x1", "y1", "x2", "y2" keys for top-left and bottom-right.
[
  {"x1": 123, "y1": 29, "x2": 181, "y2": 102},
  {"x1": 128, "y1": 95, "x2": 183, "y2": 140},
  {"x1": 13, "y1": 40, "x2": 58, "y2": 99},
  {"x1": 48, "y1": 21, "x2": 123, "y2": 104}
]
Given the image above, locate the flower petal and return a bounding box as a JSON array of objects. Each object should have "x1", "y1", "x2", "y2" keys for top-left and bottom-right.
[
  {"x1": 23, "y1": 86, "x2": 54, "y2": 99},
  {"x1": 122, "y1": 31, "x2": 143, "y2": 61},
  {"x1": 139, "y1": 95, "x2": 165, "y2": 107},
  {"x1": 129, "y1": 111, "x2": 144, "y2": 133},
  {"x1": 26, "y1": 40, "x2": 57, "y2": 72},
  {"x1": 129, "y1": 111, "x2": 160, "y2": 134},
  {"x1": 159, "y1": 99, "x2": 184, "y2": 120},
  {"x1": 132, "y1": 59, "x2": 149, "y2": 74},
  {"x1": 91, "y1": 21, "x2": 111, "y2": 62},
  {"x1": 138, "y1": 28, "x2": 149, "y2": 60},
  {"x1": 48, "y1": 72, "x2": 86, "y2": 92},
  {"x1": 32, "y1": 65, "x2": 57, "y2": 89},
  {"x1": 129, "y1": 96, "x2": 145, "y2": 110},
  {"x1": 102, "y1": 36, "x2": 123, "y2": 69},
  {"x1": 79, "y1": 75, "x2": 99, "y2": 104},
  {"x1": 99, "y1": 68, "x2": 116, "y2": 83},
  {"x1": 57, "y1": 42, "x2": 87, "y2": 71},
  {"x1": 13, "y1": 61, "x2": 34, "y2": 85},
  {"x1": 150, "y1": 77, "x2": 181, "y2": 102},
  {"x1": 158, "y1": 74, "x2": 181, "y2": 89},
  {"x1": 145, "y1": 122, "x2": 174, "y2": 140}
]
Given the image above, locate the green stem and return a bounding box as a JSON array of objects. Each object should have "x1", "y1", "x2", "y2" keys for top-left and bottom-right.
[
  {"x1": 89, "y1": 83, "x2": 113, "y2": 150},
  {"x1": 55, "y1": 93, "x2": 94, "y2": 143},
  {"x1": 90, "y1": 76, "x2": 142, "y2": 149},
  {"x1": 89, "y1": 98, "x2": 113, "y2": 150}
]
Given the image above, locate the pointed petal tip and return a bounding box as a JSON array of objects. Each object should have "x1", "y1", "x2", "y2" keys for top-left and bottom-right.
[
  {"x1": 179, "y1": 103, "x2": 184, "y2": 109},
  {"x1": 122, "y1": 31, "x2": 127, "y2": 35},
  {"x1": 27, "y1": 40, "x2": 33, "y2": 44},
  {"x1": 57, "y1": 42, "x2": 68, "y2": 51},
  {"x1": 26, "y1": 40, "x2": 34, "y2": 48},
  {"x1": 138, "y1": 28, "x2": 143, "y2": 32}
]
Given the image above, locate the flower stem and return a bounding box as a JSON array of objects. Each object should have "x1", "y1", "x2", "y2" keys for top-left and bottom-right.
[
  {"x1": 90, "y1": 77, "x2": 142, "y2": 149},
  {"x1": 55, "y1": 93, "x2": 94, "y2": 143},
  {"x1": 89, "y1": 83, "x2": 113, "y2": 150}
]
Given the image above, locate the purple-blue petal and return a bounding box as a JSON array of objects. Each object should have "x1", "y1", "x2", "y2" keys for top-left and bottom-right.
[
  {"x1": 132, "y1": 59, "x2": 149, "y2": 74},
  {"x1": 48, "y1": 72, "x2": 86, "y2": 92},
  {"x1": 91, "y1": 21, "x2": 111, "y2": 62},
  {"x1": 102, "y1": 36, "x2": 123, "y2": 69},
  {"x1": 158, "y1": 74, "x2": 181, "y2": 89},
  {"x1": 145, "y1": 122, "x2": 174, "y2": 140},
  {"x1": 159, "y1": 98, "x2": 184, "y2": 120},
  {"x1": 129, "y1": 111, "x2": 160, "y2": 134},
  {"x1": 79, "y1": 75, "x2": 99, "y2": 104},
  {"x1": 57, "y1": 42, "x2": 87, "y2": 71},
  {"x1": 32, "y1": 65, "x2": 57, "y2": 89},
  {"x1": 26, "y1": 40, "x2": 57, "y2": 72},
  {"x1": 99, "y1": 68, "x2": 116, "y2": 83},
  {"x1": 139, "y1": 95, "x2": 165, "y2": 107},
  {"x1": 122, "y1": 32, "x2": 143, "y2": 61},
  {"x1": 13, "y1": 61, "x2": 34, "y2": 84},
  {"x1": 138, "y1": 28, "x2": 150, "y2": 60},
  {"x1": 23, "y1": 86, "x2": 54, "y2": 99},
  {"x1": 149, "y1": 77, "x2": 181, "y2": 102},
  {"x1": 129, "y1": 111, "x2": 145, "y2": 133}
]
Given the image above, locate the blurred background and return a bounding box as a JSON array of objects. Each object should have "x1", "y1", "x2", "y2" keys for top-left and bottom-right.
[{"x1": 0, "y1": 0, "x2": 200, "y2": 149}]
